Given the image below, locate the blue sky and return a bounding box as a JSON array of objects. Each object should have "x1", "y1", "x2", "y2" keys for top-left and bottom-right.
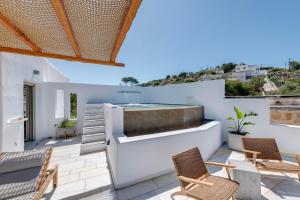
[{"x1": 51, "y1": 0, "x2": 300, "y2": 85}]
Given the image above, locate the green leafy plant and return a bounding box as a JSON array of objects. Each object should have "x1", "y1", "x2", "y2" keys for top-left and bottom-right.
[
  {"x1": 58, "y1": 119, "x2": 77, "y2": 128},
  {"x1": 227, "y1": 106, "x2": 257, "y2": 136}
]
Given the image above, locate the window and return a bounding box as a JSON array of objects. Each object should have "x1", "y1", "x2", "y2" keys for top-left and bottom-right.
[
  {"x1": 55, "y1": 90, "x2": 64, "y2": 118},
  {"x1": 70, "y1": 93, "x2": 77, "y2": 119}
]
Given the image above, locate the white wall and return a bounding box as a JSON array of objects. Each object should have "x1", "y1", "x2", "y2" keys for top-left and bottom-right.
[
  {"x1": 36, "y1": 80, "x2": 224, "y2": 141},
  {"x1": 36, "y1": 82, "x2": 143, "y2": 140},
  {"x1": 223, "y1": 98, "x2": 300, "y2": 154},
  {"x1": 141, "y1": 80, "x2": 300, "y2": 154},
  {"x1": 141, "y1": 80, "x2": 225, "y2": 120},
  {"x1": 104, "y1": 104, "x2": 222, "y2": 189},
  {"x1": 0, "y1": 53, "x2": 69, "y2": 152},
  {"x1": 1, "y1": 57, "x2": 300, "y2": 156}
]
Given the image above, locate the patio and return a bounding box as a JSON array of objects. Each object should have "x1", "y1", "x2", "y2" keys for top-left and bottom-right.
[{"x1": 26, "y1": 136, "x2": 300, "y2": 200}]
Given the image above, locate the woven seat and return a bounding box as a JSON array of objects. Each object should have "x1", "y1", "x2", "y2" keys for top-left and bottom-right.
[
  {"x1": 242, "y1": 138, "x2": 300, "y2": 181},
  {"x1": 256, "y1": 161, "x2": 300, "y2": 171},
  {"x1": 187, "y1": 176, "x2": 239, "y2": 200},
  {"x1": 171, "y1": 148, "x2": 239, "y2": 200}
]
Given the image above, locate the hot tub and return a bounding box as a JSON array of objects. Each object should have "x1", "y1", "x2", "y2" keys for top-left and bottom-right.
[{"x1": 118, "y1": 104, "x2": 204, "y2": 137}]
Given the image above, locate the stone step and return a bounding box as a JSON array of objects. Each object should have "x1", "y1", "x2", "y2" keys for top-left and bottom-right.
[
  {"x1": 84, "y1": 119, "x2": 105, "y2": 127},
  {"x1": 82, "y1": 133, "x2": 106, "y2": 144},
  {"x1": 83, "y1": 126, "x2": 105, "y2": 135},
  {"x1": 84, "y1": 113, "x2": 104, "y2": 120},
  {"x1": 80, "y1": 141, "x2": 106, "y2": 155},
  {"x1": 84, "y1": 108, "x2": 104, "y2": 115},
  {"x1": 85, "y1": 103, "x2": 104, "y2": 109}
]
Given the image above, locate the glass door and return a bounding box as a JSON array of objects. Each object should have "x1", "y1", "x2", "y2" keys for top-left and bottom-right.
[{"x1": 24, "y1": 84, "x2": 35, "y2": 142}]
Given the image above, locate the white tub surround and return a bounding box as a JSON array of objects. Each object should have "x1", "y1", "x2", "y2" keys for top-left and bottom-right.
[{"x1": 104, "y1": 104, "x2": 222, "y2": 189}]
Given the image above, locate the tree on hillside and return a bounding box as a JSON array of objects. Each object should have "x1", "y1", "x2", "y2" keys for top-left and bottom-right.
[
  {"x1": 289, "y1": 60, "x2": 300, "y2": 71},
  {"x1": 279, "y1": 79, "x2": 300, "y2": 95},
  {"x1": 178, "y1": 72, "x2": 187, "y2": 78},
  {"x1": 225, "y1": 80, "x2": 251, "y2": 96},
  {"x1": 221, "y1": 63, "x2": 237, "y2": 73},
  {"x1": 121, "y1": 77, "x2": 139, "y2": 86},
  {"x1": 249, "y1": 77, "x2": 265, "y2": 94},
  {"x1": 165, "y1": 75, "x2": 171, "y2": 79}
]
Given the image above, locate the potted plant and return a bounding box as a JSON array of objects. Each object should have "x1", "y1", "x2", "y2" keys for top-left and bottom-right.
[
  {"x1": 56, "y1": 119, "x2": 77, "y2": 139},
  {"x1": 227, "y1": 106, "x2": 257, "y2": 151}
]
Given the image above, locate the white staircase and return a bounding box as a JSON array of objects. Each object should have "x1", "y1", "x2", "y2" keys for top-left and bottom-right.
[{"x1": 80, "y1": 104, "x2": 106, "y2": 154}]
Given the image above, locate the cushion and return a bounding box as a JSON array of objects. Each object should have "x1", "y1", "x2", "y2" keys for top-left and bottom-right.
[
  {"x1": 0, "y1": 147, "x2": 49, "y2": 174},
  {"x1": 0, "y1": 166, "x2": 42, "y2": 199},
  {"x1": 6, "y1": 192, "x2": 37, "y2": 200}
]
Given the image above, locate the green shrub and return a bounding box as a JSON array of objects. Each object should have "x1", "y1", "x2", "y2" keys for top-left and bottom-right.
[{"x1": 58, "y1": 120, "x2": 77, "y2": 128}]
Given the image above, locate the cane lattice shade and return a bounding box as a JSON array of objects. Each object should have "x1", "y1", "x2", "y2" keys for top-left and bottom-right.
[{"x1": 0, "y1": 0, "x2": 142, "y2": 66}]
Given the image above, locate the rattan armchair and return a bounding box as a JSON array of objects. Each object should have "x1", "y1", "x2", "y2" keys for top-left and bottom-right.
[
  {"x1": 171, "y1": 148, "x2": 239, "y2": 200},
  {"x1": 242, "y1": 137, "x2": 300, "y2": 181},
  {"x1": 0, "y1": 147, "x2": 58, "y2": 200}
]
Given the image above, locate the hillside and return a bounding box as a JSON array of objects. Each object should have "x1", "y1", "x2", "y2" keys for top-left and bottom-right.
[
  {"x1": 140, "y1": 65, "x2": 300, "y2": 96},
  {"x1": 140, "y1": 63, "x2": 236, "y2": 87}
]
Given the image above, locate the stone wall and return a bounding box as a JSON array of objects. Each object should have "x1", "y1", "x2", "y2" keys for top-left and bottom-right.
[{"x1": 270, "y1": 107, "x2": 300, "y2": 125}]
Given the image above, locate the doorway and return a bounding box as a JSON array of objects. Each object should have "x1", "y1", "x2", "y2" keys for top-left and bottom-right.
[{"x1": 24, "y1": 83, "x2": 35, "y2": 142}]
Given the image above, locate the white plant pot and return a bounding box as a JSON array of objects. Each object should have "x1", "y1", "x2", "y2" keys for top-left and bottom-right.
[{"x1": 228, "y1": 133, "x2": 246, "y2": 151}]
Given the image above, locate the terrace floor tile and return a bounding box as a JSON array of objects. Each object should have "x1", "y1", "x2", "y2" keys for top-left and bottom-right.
[{"x1": 25, "y1": 137, "x2": 300, "y2": 200}]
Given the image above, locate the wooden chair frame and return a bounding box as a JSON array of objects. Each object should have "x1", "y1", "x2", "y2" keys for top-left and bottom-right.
[
  {"x1": 242, "y1": 138, "x2": 300, "y2": 181},
  {"x1": 171, "y1": 148, "x2": 239, "y2": 200},
  {"x1": 34, "y1": 147, "x2": 58, "y2": 200}
]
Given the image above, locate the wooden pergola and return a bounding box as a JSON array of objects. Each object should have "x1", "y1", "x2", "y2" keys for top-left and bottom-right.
[{"x1": 0, "y1": 0, "x2": 142, "y2": 67}]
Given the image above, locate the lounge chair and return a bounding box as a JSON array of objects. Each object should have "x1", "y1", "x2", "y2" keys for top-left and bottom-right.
[
  {"x1": 171, "y1": 147, "x2": 239, "y2": 200},
  {"x1": 0, "y1": 147, "x2": 58, "y2": 200},
  {"x1": 242, "y1": 137, "x2": 300, "y2": 181}
]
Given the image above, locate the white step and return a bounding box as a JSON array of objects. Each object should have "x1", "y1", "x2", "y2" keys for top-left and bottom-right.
[
  {"x1": 84, "y1": 113, "x2": 104, "y2": 120},
  {"x1": 82, "y1": 133, "x2": 105, "y2": 144},
  {"x1": 85, "y1": 104, "x2": 104, "y2": 109},
  {"x1": 80, "y1": 141, "x2": 106, "y2": 154},
  {"x1": 83, "y1": 126, "x2": 105, "y2": 135},
  {"x1": 84, "y1": 108, "x2": 104, "y2": 115},
  {"x1": 84, "y1": 119, "x2": 105, "y2": 127}
]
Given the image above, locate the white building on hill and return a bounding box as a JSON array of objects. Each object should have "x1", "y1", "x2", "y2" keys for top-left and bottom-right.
[{"x1": 233, "y1": 64, "x2": 268, "y2": 81}]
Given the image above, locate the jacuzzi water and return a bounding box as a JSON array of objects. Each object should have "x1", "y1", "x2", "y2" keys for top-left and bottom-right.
[{"x1": 118, "y1": 103, "x2": 197, "y2": 110}]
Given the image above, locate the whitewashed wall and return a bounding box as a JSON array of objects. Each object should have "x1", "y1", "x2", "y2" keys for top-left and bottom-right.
[
  {"x1": 0, "y1": 53, "x2": 69, "y2": 152},
  {"x1": 37, "y1": 80, "x2": 300, "y2": 153},
  {"x1": 36, "y1": 82, "x2": 143, "y2": 140},
  {"x1": 141, "y1": 80, "x2": 225, "y2": 120},
  {"x1": 223, "y1": 98, "x2": 300, "y2": 154},
  {"x1": 141, "y1": 80, "x2": 300, "y2": 154},
  {"x1": 104, "y1": 104, "x2": 222, "y2": 189},
  {"x1": 1, "y1": 55, "x2": 300, "y2": 155}
]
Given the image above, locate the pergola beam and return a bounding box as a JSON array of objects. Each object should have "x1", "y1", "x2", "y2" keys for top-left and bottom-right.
[
  {"x1": 0, "y1": 47, "x2": 124, "y2": 66},
  {"x1": 0, "y1": 14, "x2": 41, "y2": 52},
  {"x1": 110, "y1": 0, "x2": 142, "y2": 62},
  {"x1": 51, "y1": 0, "x2": 81, "y2": 58}
]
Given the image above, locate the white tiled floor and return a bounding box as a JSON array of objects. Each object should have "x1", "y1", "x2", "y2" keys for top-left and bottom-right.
[{"x1": 27, "y1": 137, "x2": 300, "y2": 200}]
